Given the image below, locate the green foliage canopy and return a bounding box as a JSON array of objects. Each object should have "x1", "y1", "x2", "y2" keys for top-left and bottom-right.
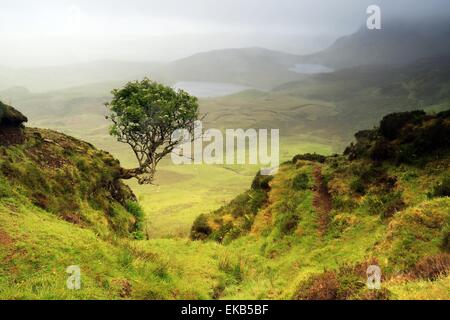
[{"x1": 106, "y1": 78, "x2": 199, "y2": 184}]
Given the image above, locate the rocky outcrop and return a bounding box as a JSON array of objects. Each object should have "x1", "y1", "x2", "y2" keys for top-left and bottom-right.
[{"x1": 0, "y1": 101, "x2": 28, "y2": 145}]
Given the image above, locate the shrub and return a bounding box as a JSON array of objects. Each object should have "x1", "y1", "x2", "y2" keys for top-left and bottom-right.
[
  {"x1": 381, "y1": 192, "x2": 405, "y2": 218},
  {"x1": 293, "y1": 263, "x2": 389, "y2": 300},
  {"x1": 22, "y1": 163, "x2": 50, "y2": 192},
  {"x1": 245, "y1": 190, "x2": 267, "y2": 216},
  {"x1": 332, "y1": 195, "x2": 357, "y2": 212},
  {"x1": 126, "y1": 200, "x2": 145, "y2": 240},
  {"x1": 358, "y1": 288, "x2": 391, "y2": 300},
  {"x1": 118, "y1": 249, "x2": 134, "y2": 269},
  {"x1": 293, "y1": 271, "x2": 340, "y2": 300},
  {"x1": 75, "y1": 158, "x2": 89, "y2": 171},
  {"x1": 153, "y1": 260, "x2": 170, "y2": 279},
  {"x1": 190, "y1": 214, "x2": 212, "y2": 240},
  {"x1": 370, "y1": 139, "x2": 394, "y2": 161},
  {"x1": 279, "y1": 213, "x2": 299, "y2": 235},
  {"x1": 126, "y1": 201, "x2": 144, "y2": 230},
  {"x1": 364, "y1": 195, "x2": 384, "y2": 215},
  {"x1": 429, "y1": 175, "x2": 450, "y2": 198},
  {"x1": 0, "y1": 161, "x2": 17, "y2": 178},
  {"x1": 395, "y1": 143, "x2": 420, "y2": 164},
  {"x1": 0, "y1": 175, "x2": 12, "y2": 198},
  {"x1": 31, "y1": 192, "x2": 50, "y2": 210},
  {"x1": 132, "y1": 231, "x2": 145, "y2": 240},
  {"x1": 292, "y1": 153, "x2": 326, "y2": 164},
  {"x1": 443, "y1": 232, "x2": 450, "y2": 252},
  {"x1": 410, "y1": 253, "x2": 450, "y2": 280},
  {"x1": 379, "y1": 110, "x2": 425, "y2": 140},
  {"x1": 211, "y1": 222, "x2": 236, "y2": 243},
  {"x1": 218, "y1": 253, "x2": 244, "y2": 283},
  {"x1": 350, "y1": 177, "x2": 366, "y2": 195},
  {"x1": 212, "y1": 280, "x2": 226, "y2": 299},
  {"x1": 328, "y1": 213, "x2": 357, "y2": 236},
  {"x1": 198, "y1": 188, "x2": 268, "y2": 242},
  {"x1": 292, "y1": 173, "x2": 309, "y2": 190},
  {"x1": 108, "y1": 205, "x2": 135, "y2": 237},
  {"x1": 364, "y1": 192, "x2": 404, "y2": 218},
  {"x1": 251, "y1": 172, "x2": 273, "y2": 191}
]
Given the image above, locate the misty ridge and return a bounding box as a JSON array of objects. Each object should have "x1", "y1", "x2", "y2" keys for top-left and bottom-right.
[{"x1": 0, "y1": 17, "x2": 449, "y2": 93}]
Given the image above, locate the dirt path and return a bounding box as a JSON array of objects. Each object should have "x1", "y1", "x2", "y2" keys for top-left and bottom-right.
[{"x1": 312, "y1": 166, "x2": 332, "y2": 235}]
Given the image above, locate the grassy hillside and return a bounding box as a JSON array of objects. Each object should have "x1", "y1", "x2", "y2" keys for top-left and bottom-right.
[
  {"x1": 1, "y1": 106, "x2": 449, "y2": 299},
  {"x1": 0, "y1": 121, "x2": 230, "y2": 299},
  {"x1": 191, "y1": 111, "x2": 450, "y2": 299},
  {"x1": 0, "y1": 127, "x2": 141, "y2": 239}
]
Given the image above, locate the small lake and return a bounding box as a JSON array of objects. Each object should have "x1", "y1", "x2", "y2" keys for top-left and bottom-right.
[
  {"x1": 174, "y1": 81, "x2": 252, "y2": 98},
  {"x1": 290, "y1": 64, "x2": 334, "y2": 74}
]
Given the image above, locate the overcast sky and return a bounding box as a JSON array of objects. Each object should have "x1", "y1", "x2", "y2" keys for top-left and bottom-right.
[{"x1": 1, "y1": 0, "x2": 449, "y2": 66}]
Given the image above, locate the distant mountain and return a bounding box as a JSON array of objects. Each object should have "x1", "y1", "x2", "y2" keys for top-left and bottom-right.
[
  {"x1": 2, "y1": 18, "x2": 450, "y2": 92},
  {"x1": 162, "y1": 47, "x2": 305, "y2": 89},
  {"x1": 301, "y1": 19, "x2": 450, "y2": 69}
]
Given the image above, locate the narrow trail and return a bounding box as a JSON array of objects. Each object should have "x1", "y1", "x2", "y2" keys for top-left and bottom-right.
[{"x1": 312, "y1": 166, "x2": 332, "y2": 236}]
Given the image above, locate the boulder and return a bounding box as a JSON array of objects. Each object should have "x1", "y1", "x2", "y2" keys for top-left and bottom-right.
[
  {"x1": 0, "y1": 101, "x2": 28, "y2": 126},
  {"x1": 0, "y1": 101, "x2": 28, "y2": 145}
]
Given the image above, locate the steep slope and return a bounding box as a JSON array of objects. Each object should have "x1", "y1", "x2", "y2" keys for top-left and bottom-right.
[
  {"x1": 192, "y1": 111, "x2": 450, "y2": 299},
  {"x1": 0, "y1": 126, "x2": 141, "y2": 239},
  {"x1": 301, "y1": 19, "x2": 450, "y2": 69},
  {"x1": 0, "y1": 104, "x2": 231, "y2": 299}
]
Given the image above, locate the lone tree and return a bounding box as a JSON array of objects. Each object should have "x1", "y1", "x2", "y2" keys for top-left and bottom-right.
[{"x1": 106, "y1": 78, "x2": 199, "y2": 184}]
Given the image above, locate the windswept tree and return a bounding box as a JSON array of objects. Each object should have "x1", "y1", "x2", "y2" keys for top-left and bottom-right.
[{"x1": 106, "y1": 78, "x2": 199, "y2": 184}]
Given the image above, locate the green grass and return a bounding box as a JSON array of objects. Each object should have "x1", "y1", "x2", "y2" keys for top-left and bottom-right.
[
  {"x1": 1, "y1": 127, "x2": 448, "y2": 299},
  {"x1": 69, "y1": 131, "x2": 334, "y2": 239},
  {"x1": 0, "y1": 197, "x2": 228, "y2": 299}
]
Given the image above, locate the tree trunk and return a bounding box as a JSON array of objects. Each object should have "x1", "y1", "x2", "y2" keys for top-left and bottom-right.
[
  {"x1": 119, "y1": 167, "x2": 144, "y2": 180},
  {"x1": 119, "y1": 167, "x2": 155, "y2": 185}
]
